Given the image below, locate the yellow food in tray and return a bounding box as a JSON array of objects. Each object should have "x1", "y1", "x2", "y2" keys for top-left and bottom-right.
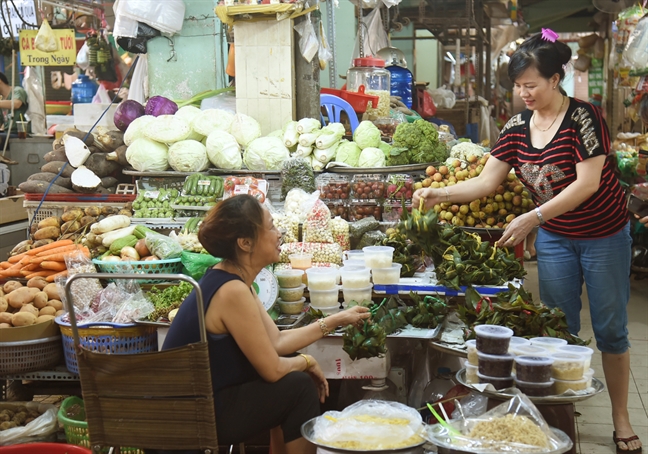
[{"x1": 468, "y1": 414, "x2": 549, "y2": 449}]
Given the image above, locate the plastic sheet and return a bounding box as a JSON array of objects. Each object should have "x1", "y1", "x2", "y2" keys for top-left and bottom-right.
[
  {"x1": 294, "y1": 15, "x2": 319, "y2": 63},
  {"x1": 0, "y1": 402, "x2": 58, "y2": 446},
  {"x1": 348, "y1": 216, "x2": 380, "y2": 241},
  {"x1": 116, "y1": 0, "x2": 185, "y2": 35}
]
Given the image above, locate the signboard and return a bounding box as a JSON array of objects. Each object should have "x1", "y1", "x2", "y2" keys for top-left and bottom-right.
[
  {"x1": 19, "y1": 29, "x2": 76, "y2": 66},
  {"x1": 0, "y1": 0, "x2": 37, "y2": 38},
  {"x1": 588, "y1": 64, "x2": 605, "y2": 106}
]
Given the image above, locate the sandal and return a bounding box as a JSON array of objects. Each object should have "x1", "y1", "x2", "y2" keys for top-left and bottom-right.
[{"x1": 614, "y1": 431, "x2": 643, "y2": 454}]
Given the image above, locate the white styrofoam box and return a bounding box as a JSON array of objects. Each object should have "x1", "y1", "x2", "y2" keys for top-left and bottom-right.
[
  {"x1": 301, "y1": 336, "x2": 390, "y2": 380},
  {"x1": 46, "y1": 115, "x2": 75, "y2": 128},
  {"x1": 73, "y1": 103, "x2": 119, "y2": 131}
]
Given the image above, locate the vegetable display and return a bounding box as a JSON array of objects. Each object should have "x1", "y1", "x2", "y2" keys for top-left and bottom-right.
[
  {"x1": 114, "y1": 100, "x2": 145, "y2": 132},
  {"x1": 353, "y1": 121, "x2": 381, "y2": 150},
  {"x1": 147, "y1": 281, "x2": 193, "y2": 321},
  {"x1": 392, "y1": 119, "x2": 448, "y2": 164},
  {"x1": 243, "y1": 137, "x2": 290, "y2": 171},
  {"x1": 167, "y1": 140, "x2": 210, "y2": 172},
  {"x1": 1, "y1": 240, "x2": 89, "y2": 282},
  {"x1": 145, "y1": 95, "x2": 179, "y2": 117}
]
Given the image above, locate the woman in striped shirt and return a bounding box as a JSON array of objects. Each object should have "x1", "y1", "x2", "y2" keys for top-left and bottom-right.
[{"x1": 414, "y1": 31, "x2": 640, "y2": 454}]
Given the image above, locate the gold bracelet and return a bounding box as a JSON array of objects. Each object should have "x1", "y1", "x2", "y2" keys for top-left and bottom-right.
[
  {"x1": 444, "y1": 187, "x2": 451, "y2": 203},
  {"x1": 299, "y1": 353, "x2": 311, "y2": 370},
  {"x1": 318, "y1": 318, "x2": 331, "y2": 336}
]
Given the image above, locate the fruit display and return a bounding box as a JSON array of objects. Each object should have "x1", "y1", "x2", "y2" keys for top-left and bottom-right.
[
  {"x1": 0, "y1": 279, "x2": 64, "y2": 328},
  {"x1": 350, "y1": 203, "x2": 383, "y2": 221},
  {"x1": 132, "y1": 189, "x2": 176, "y2": 218},
  {"x1": 326, "y1": 202, "x2": 349, "y2": 221},
  {"x1": 351, "y1": 174, "x2": 386, "y2": 200},
  {"x1": 385, "y1": 174, "x2": 414, "y2": 200},
  {"x1": 317, "y1": 174, "x2": 351, "y2": 201},
  {"x1": 416, "y1": 153, "x2": 534, "y2": 228}
]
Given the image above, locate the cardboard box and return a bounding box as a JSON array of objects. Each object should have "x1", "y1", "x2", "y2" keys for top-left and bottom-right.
[
  {"x1": 0, "y1": 318, "x2": 60, "y2": 342},
  {"x1": 0, "y1": 195, "x2": 27, "y2": 224}
]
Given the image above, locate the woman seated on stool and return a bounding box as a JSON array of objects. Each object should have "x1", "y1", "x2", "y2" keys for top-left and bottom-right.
[{"x1": 148, "y1": 194, "x2": 370, "y2": 454}]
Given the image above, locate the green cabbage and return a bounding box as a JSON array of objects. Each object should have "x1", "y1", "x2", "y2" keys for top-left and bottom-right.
[
  {"x1": 243, "y1": 137, "x2": 290, "y2": 170},
  {"x1": 125, "y1": 138, "x2": 169, "y2": 172},
  {"x1": 353, "y1": 121, "x2": 381, "y2": 150},
  {"x1": 335, "y1": 140, "x2": 361, "y2": 166},
  {"x1": 168, "y1": 140, "x2": 210, "y2": 172},
  {"x1": 358, "y1": 147, "x2": 385, "y2": 168},
  {"x1": 205, "y1": 130, "x2": 242, "y2": 170},
  {"x1": 124, "y1": 115, "x2": 155, "y2": 146},
  {"x1": 230, "y1": 113, "x2": 262, "y2": 147}
]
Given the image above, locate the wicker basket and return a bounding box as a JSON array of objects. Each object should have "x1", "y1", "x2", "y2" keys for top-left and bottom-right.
[
  {"x1": 91, "y1": 258, "x2": 183, "y2": 283},
  {"x1": 56, "y1": 318, "x2": 157, "y2": 375},
  {"x1": 0, "y1": 336, "x2": 63, "y2": 374},
  {"x1": 58, "y1": 396, "x2": 144, "y2": 454}
]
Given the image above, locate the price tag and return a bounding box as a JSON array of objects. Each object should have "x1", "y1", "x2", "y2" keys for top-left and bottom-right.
[
  {"x1": 198, "y1": 180, "x2": 212, "y2": 187},
  {"x1": 234, "y1": 184, "x2": 250, "y2": 195},
  {"x1": 144, "y1": 190, "x2": 160, "y2": 199}
]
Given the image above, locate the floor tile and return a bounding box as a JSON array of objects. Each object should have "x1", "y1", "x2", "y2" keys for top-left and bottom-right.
[
  {"x1": 575, "y1": 406, "x2": 648, "y2": 426},
  {"x1": 577, "y1": 423, "x2": 616, "y2": 446},
  {"x1": 577, "y1": 442, "x2": 618, "y2": 454},
  {"x1": 576, "y1": 391, "x2": 645, "y2": 410}
]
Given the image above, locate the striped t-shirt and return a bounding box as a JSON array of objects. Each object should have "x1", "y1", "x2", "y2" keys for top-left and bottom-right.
[{"x1": 490, "y1": 97, "x2": 628, "y2": 239}]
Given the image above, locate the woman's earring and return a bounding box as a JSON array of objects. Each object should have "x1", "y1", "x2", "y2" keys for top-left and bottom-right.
[{"x1": 553, "y1": 86, "x2": 556, "y2": 90}]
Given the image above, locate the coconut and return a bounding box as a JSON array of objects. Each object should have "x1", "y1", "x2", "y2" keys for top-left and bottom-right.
[{"x1": 71, "y1": 166, "x2": 101, "y2": 193}]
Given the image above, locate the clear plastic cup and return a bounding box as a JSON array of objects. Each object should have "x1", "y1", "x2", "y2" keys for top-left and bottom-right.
[
  {"x1": 306, "y1": 267, "x2": 338, "y2": 291},
  {"x1": 277, "y1": 297, "x2": 306, "y2": 315},
  {"x1": 551, "y1": 352, "x2": 586, "y2": 380},
  {"x1": 289, "y1": 253, "x2": 313, "y2": 270},
  {"x1": 371, "y1": 264, "x2": 402, "y2": 285},
  {"x1": 529, "y1": 337, "x2": 568, "y2": 352},
  {"x1": 308, "y1": 287, "x2": 340, "y2": 308},
  {"x1": 278, "y1": 284, "x2": 306, "y2": 302},
  {"x1": 274, "y1": 269, "x2": 304, "y2": 289},
  {"x1": 557, "y1": 345, "x2": 594, "y2": 371},
  {"x1": 339, "y1": 266, "x2": 371, "y2": 289},
  {"x1": 362, "y1": 246, "x2": 394, "y2": 269},
  {"x1": 342, "y1": 285, "x2": 373, "y2": 305},
  {"x1": 477, "y1": 351, "x2": 514, "y2": 378},
  {"x1": 474, "y1": 325, "x2": 514, "y2": 355}
]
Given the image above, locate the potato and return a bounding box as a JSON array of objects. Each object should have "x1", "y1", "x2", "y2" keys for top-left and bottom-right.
[
  {"x1": 32, "y1": 292, "x2": 49, "y2": 309},
  {"x1": 44, "y1": 283, "x2": 60, "y2": 300},
  {"x1": 79, "y1": 216, "x2": 97, "y2": 227},
  {"x1": 55, "y1": 310, "x2": 65, "y2": 317},
  {"x1": 33, "y1": 226, "x2": 61, "y2": 241},
  {"x1": 19, "y1": 304, "x2": 39, "y2": 317},
  {"x1": 0, "y1": 287, "x2": 3, "y2": 297},
  {"x1": 36, "y1": 315, "x2": 55, "y2": 324},
  {"x1": 6, "y1": 287, "x2": 39, "y2": 309},
  {"x1": 38, "y1": 306, "x2": 56, "y2": 316},
  {"x1": 3, "y1": 281, "x2": 23, "y2": 294},
  {"x1": 27, "y1": 276, "x2": 49, "y2": 290},
  {"x1": 0, "y1": 297, "x2": 7, "y2": 312},
  {"x1": 0, "y1": 312, "x2": 12, "y2": 324},
  {"x1": 61, "y1": 209, "x2": 83, "y2": 222},
  {"x1": 37, "y1": 216, "x2": 60, "y2": 230},
  {"x1": 47, "y1": 299, "x2": 63, "y2": 311},
  {"x1": 11, "y1": 312, "x2": 36, "y2": 326},
  {"x1": 0, "y1": 323, "x2": 11, "y2": 328}
]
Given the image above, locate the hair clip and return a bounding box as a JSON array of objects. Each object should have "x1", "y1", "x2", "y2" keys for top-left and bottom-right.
[{"x1": 541, "y1": 28, "x2": 559, "y2": 43}]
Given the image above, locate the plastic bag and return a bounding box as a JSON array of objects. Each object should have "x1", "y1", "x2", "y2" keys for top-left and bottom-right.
[
  {"x1": 428, "y1": 88, "x2": 456, "y2": 110},
  {"x1": 113, "y1": 290, "x2": 154, "y2": 323},
  {"x1": 424, "y1": 392, "x2": 572, "y2": 453},
  {"x1": 624, "y1": 15, "x2": 648, "y2": 73},
  {"x1": 281, "y1": 157, "x2": 316, "y2": 201},
  {"x1": 357, "y1": 230, "x2": 386, "y2": 249},
  {"x1": 83, "y1": 282, "x2": 130, "y2": 323},
  {"x1": 303, "y1": 199, "x2": 335, "y2": 243},
  {"x1": 272, "y1": 212, "x2": 300, "y2": 243},
  {"x1": 116, "y1": 22, "x2": 161, "y2": 54},
  {"x1": 145, "y1": 231, "x2": 183, "y2": 260},
  {"x1": 284, "y1": 187, "x2": 313, "y2": 222},
  {"x1": 348, "y1": 216, "x2": 380, "y2": 241},
  {"x1": 314, "y1": 400, "x2": 424, "y2": 450},
  {"x1": 294, "y1": 15, "x2": 319, "y2": 63},
  {"x1": 117, "y1": 0, "x2": 185, "y2": 35},
  {"x1": 60, "y1": 251, "x2": 103, "y2": 313},
  {"x1": 0, "y1": 402, "x2": 58, "y2": 446},
  {"x1": 352, "y1": 7, "x2": 389, "y2": 61},
  {"x1": 34, "y1": 19, "x2": 58, "y2": 53},
  {"x1": 112, "y1": 0, "x2": 138, "y2": 38},
  {"x1": 279, "y1": 242, "x2": 342, "y2": 264},
  {"x1": 330, "y1": 216, "x2": 350, "y2": 251},
  {"x1": 181, "y1": 251, "x2": 221, "y2": 280}
]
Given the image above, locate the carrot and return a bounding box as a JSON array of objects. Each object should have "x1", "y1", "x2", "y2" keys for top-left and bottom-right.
[
  {"x1": 40, "y1": 261, "x2": 67, "y2": 272},
  {"x1": 0, "y1": 261, "x2": 11, "y2": 269},
  {"x1": 8, "y1": 252, "x2": 28, "y2": 264},
  {"x1": 35, "y1": 244, "x2": 83, "y2": 258},
  {"x1": 46, "y1": 269, "x2": 68, "y2": 282},
  {"x1": 38, "y1": 247, "x2": 89, "y2": 264},
  {"x1": 0, "y1": 268, "x2": 23, "y2": 278},
  {"x1": 25, "y1": 270, "x2": 57, "y2": 279},
  {"x1": 25, "y1": 239, "x2": 74, "y2": 256},
  {"x1": 22, "y1": 263, "x2": 41, "y2": 272}
]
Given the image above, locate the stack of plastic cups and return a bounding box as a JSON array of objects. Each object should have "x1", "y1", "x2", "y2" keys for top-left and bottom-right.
[
  {"x1": 306, "y1": 267, "x2": 340, "y2": 315},
  {"x1": 274, "y1": 269, "x2": 306, "y2": 315},
  {"x1": 474, "y1": 325, "x2": 515, "y2": 390},
  {"x1": 340, "y1": 266, "x2": 372, "y2": 308},
  {"x1": 363, "y1": 246, "x2": 401, "y2": 285},
  {"x1": 289, "y1": 253, "x2": 312, "y2": 286},
  {"x1": 551, "y1": 345, "x2": 595, "y2": 394}
]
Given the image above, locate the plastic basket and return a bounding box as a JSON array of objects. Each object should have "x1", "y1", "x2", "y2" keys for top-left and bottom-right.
[
  {"x1": 0, "y1": 336, "x2": 63, "y2": 374},
  {"x1": 91, "y1": 258, "x2": 183, "y2": 283},
  {"x1": 58, "y1": 396, "x2": 144, "y2": 454},
  {"x1": 56, "y1": 317, "x2": 158, "y2": 375}
]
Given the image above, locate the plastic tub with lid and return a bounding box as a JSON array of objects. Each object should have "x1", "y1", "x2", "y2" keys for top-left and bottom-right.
[
  {"x1": 274, "y1": 269, "x2": 304, "y2": 289},
  {"x1": 557, "y1": 345, "x2": 594, "y2": 370},
  {"x1": 551, "y1": 352, "x2": 586, "y2": 380},
  {"x1": 508, "y1": 336, "x2": 530, "y2": 352},
  {"x1": 342, "y1": 285, "x2": 373, "y2": 306},
  {"x1": 466, "y1": 339, "x2": 478, "y2": 366},
  {"x1": 514, "y1": 355, "x2": 554, "y2": 382},
  {"x1": 554, "y1": 376, "x2": 590, "y2": 394},
  {"x1": 306, "y1": 267, "x2": 338, "y2": 291},
  {"x1": 477, "y1": 351, "x2": 514, "y2": 378},
  {"x1": 371, "y1": 263, "x2": 402, "y2": 285},
  {"x1": 363, "y1": 246, "x2": 394, "y2": 269},
  {"x1": 278, "y1": 284, "x2": 306, "y2": 302},
  {"x1": 465, "y1": 363, "x2": 478, "y2": 384},
  {"x1": 309, "y1": 287, "x2": 340, "y2": 308},
  {"x1": 339, "y1": 265, "x2": 371, "y2": 289},
  {"x1": 477, "y1": 371, "x2": 514, "y2": 390},
  {"x1": 529, "y1": 336, "x2": 568, "y2": 352},
  {"x1": 514, "y1": 377, "x2": 555, "y2": 397},
  {"x1": 278, "y1": 297, "x2": 306, "y2": 315},
  {"x1": 512, "y1": 344, "x2": 552, "y2": 358},
  {"x1": 289, "y1": 253, "x2": 312, "y2": 270},
  {"x1": 474, "y1": 325, "x2": 514, "y2": 355}
]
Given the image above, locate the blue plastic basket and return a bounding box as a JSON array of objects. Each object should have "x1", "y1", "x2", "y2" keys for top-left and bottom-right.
[
  {"x1": 91, "y1": 258, "x2": 183, "y2": 283},
  {"x1": 56, "y1": 317, "x2": 158, "y2": 375}
]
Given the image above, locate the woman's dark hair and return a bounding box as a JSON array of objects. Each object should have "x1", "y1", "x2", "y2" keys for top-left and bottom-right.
[
  {"x1": 0, "y1": 72, "x2": 8, "y2": 85},
  {"x1": 508, "y1": 33, "x2": 572, "y2": 85},
  {"x1": 198, "y1": 194, "x2": 265, "y2": 261},
  {"x1": 640, "y1": 93, "x2": 648, "y2": 126}
]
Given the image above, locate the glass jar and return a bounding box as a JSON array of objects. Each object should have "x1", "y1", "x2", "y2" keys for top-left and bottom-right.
[{"x1": 346, "y1": 57, "x2": 391, "y2": 119}]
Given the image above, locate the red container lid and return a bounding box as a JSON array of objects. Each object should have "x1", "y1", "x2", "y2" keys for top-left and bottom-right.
[{"x1": 352, "y1": 56, "x2": 386, "y2": 68}]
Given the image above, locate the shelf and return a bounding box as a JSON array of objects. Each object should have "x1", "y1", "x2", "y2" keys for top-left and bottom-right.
[{"x1": 1, "y1": 366, "x2": 79, "y2": 381}]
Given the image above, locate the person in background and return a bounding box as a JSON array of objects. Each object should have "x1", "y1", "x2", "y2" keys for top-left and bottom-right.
[
  {"x1": 414, "y1": 30, "x2": 641, "y2": 454},
  {"x1": 150, "y1": 194, "x2": 370, "y2": 454},
  {"x1": 639, "y1": 94, "x2": 648, "y2": 227},
  {"x1": 0, "y1": 72, "x2": 28, "y2": 134}
]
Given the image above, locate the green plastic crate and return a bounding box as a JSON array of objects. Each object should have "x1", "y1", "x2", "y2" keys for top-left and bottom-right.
[{"x1": 58, "y1": 396, "x2": 144, "y2": 454}]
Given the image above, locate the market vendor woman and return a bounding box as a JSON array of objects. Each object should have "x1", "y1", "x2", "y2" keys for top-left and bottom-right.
[
  {"x1": 0, "y1": 72, "x2": 28, "y2": 134},
  {"x1": 151, "y1": 194, "x2": 370, "y2": 454},
  {"x1": 415, "y1": 30, "x2": 641, "y2": 454}
]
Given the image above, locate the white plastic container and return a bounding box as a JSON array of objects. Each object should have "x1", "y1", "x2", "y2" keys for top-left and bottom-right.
[
  {"x1": 342, "y1": 285, "x2": 373, "y2": 305},
  {"x1": 557, "y1": 345, "x2": 594, "y2": 371},
  {"x1": 474, "y1": 325, "x2": 514, "y2": 355},
  {"x1": 309, "y1": 287, "x2": 340, "y2": 308},
  {"x1": 339, "y1": 266, "x2": 371, "y2": 289},
  {"x1": 551, "y1": 352, "x2": 586, "y2": 380},
  {"x1": 553, "y1": 376, "x2": 589, "y2": 394},
  {"x1": 278, "y1": 284, "x2": 306, "y2": 302},
  {"x1": 306, "y1": 267, "x2": 338, "y2": 291},
  {"x1": 529, "y1": 337, "x2": 568, "y2": 352},
  {"x1": 277, "y1": 297, "x2": 306, "y2": 315},
  {"x1": 584, "y1": 368, "x2": 595, "y2": 388},
  {"x1": 343, "y1": 260, "x2": 365, "y2": 268},
  {"x1": 477, "y1": 352, "x2": 515, "y2": 378},
  {"x1": 362, "y1": 246, "x2": 394, "y2": 269},
  {"x1": 465, "y1": 363, "x2": 478, "y2": 384},
  {"x1": 508, "y1": 336, "x2": 530, "y2": 353},
  {"x1": 274, "y1": 269, "x2": 304, "y2": 289},
  {"x1": 512, "y1": 345, "x2": 551, "y2": 358},
  {"x1": 343, "y1": 250, "x2": 365, "y2": 262},
  {"x1": 371, "y1": 263, "x2": 402, "y2": 285},
  {"x1": 466, "y1": 339, "x2": 478, "y2": 366}
]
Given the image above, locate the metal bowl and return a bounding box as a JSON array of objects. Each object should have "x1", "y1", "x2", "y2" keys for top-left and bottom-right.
[{"x1": 301, "y1": 417, "x2": 426, "y2": 454}]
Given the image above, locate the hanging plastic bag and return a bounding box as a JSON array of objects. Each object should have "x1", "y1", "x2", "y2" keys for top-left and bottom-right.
[
  {"x1": 113, "y1": 0, "x2": 138, "y2": 38},
  {"x1": 117, "y1": 0, "x2": 185, "y2": 35},
  {"x1": 35, "y1": 19, "x2": 58, "y2": 52},
  {"x1": 352, "y1": 6, "x2": 389, "y2": 61},
  {"x1": 128, "y1": 57, "x2": 148, "y2": 105},
  {"x1": 294, "y1": 15, "x2": 319, "y2": 63},
  {"x1": 181, "y1": 251, "x2": 221, "y2": 280},
  {"x1": 116, "y1": 21, "x2": 161, "y2": 55},
  {"x1": 624, "y1": 15, "x2": 648, "y2": 73},
  {"x1": 22, "y1": 67, "x2": 46, "y2": 135},
  {"x1": 318, "y1": 21, "x2": 333, "y2": 70}
]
